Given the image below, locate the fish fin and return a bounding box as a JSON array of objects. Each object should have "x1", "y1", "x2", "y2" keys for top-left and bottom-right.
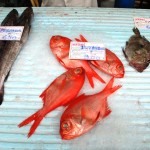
[
  {"x1": 18, "y1": 110, "x2": 40, "y2": 127},
  {"x1": 40, "y1": 75, "x2": 66, "y2": 104},
  {"x1": 122, "y1": 47, "x2": 128, "y2": 59},
  {"x1": 75, "y1": 38, "x2": 81, "y2": 42},
  {"x1": 55, "y1": 54, "x2": 69, "y2": 69},
  {"x1": 102, "y1": 77, "x2": 114, "y2": 92},
  {"x1": 109, "y1": 85, "x2": 122, "y2": 94},
  {"x1": 85, "y1": 68, "x2": 105, "y2": 88},
  {"x1": 90, "y1": 60, "x2": 100, "y2": 68},
  {"x1": 74, "y1": 35, "x2": 105, "y2": 87},
  {"x1": 133, "y1": 27, "x2": 140, "y2": 36},
  {"x1": 75, "y1": 35, "x2": 88, "y2": 42},
  {"x1": 99, "y1": 78, "x2": 122, "y2": 100},
  {"x1": 80, "y1": 35, "x2": 88, "y2": 42},
  {"x1": 81, "y1": 106, "x2": 94, "y2": 124},
  {"x1": 18, "y1": 109, "x2": 45, "y2": 137},
  {"x1": 95, "y1": 98, "x2": 111, "y2": 122},
  {"x1": 81, "y1": 104, "x2": 100, "y2": 125},
  {"x1": 27, "y1": 116, "x2": 43, "y2": 138},
  {"x1": 102, "y1": 98, "x2": 112, "y2": 118},
  {"x1": 104, "y1": 106, "x2": 111, "y2": 118},
  {"x1": 60, "y1": 77, "x2": 67, "y2": 91}
]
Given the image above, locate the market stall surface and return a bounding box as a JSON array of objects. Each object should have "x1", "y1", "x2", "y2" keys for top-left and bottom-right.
[{"x1": 0, "y1": 7, "x2": 150, "y2": 150}]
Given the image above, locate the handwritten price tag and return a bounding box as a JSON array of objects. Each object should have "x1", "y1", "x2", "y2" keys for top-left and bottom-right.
[
  {"x1": 69, "y1": 42, "x2": 106, "y2": 60},
  {"x1": 0, "y1": 26, "x2": 24, "y2": 41},
  {"x1": 134, "y1": 17, "x2": 150, "y2": 30}
]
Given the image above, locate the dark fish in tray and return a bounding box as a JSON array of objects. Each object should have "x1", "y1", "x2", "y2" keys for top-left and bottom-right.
[
  {"x1": 1, "y1": 9, "x2": 18, "y2": 26},
  {"x1": 0, "y1": 7, "x2": 34, "y2": 104},
  {"x1": 0, "y1": 9, "x2": 19, "y2": 55},
  {"x1": 123, "y1": 28, "x2": 150, "y2": 72}
]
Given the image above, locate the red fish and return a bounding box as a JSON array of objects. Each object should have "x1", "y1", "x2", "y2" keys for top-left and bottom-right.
[
  {"x1": 75, "y1": 35, "x2": 125, "y2": 78},
  {"x1": 50, "y1": 35, "x2": 105, "y2": 88},
  {"x1": 18, "y1": 67, "x2": 85, "y2": 137},
  {"x1": 60, "y1": 77, "x2": 121, "y2": 140}
]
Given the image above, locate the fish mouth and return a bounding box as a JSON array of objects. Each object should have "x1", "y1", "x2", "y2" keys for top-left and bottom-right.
[
  {"x1": 61, "y1": 133, "x2": 76, "y2": 140},
  {"x1": 130, "y1": 62, "x2": 148, "y2": 72}
]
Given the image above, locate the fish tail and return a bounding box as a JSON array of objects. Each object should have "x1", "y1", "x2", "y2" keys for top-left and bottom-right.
[
  {"x1": 104, "y1": 77, "x2": 122, "y2": 94},
  {"x1": 110, "y1": 85, "x2": 122, "y2": 94},
  {"x1": 27, "y1": 116, "x2": 43, "y2": 138},
  {"x1": 99, "y1": 77, "x2": 122, "y2": 98},
  {"x1": 18, "y1": 109, "x2": 45, "y2": 137},
  {"x1": 102, "y1": 77, "x2": 115, "y2": 92},
  {"x1": 18, "y1": 110, "x2": 40, "y2": 127},
  {"x1": 85, "y1": 67, "x2": 105, "y2": 88}
]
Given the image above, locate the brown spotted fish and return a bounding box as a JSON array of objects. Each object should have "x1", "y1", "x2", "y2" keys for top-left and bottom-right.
[{"x1": 123, "y1": 28, "x2": 150, "y2": 72}]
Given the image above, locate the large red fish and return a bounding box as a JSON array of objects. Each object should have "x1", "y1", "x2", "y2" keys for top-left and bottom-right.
[
  {"x1": 50, "y1": 35, "x2": 105, "y2": 88},
  {"x1": 18, "y1": 67, "x2": 85, "y2": 137},
  {"x1": 60, "y1": 77, "x2": 121, "y2": 140},
  {"x1": 75, "y1": 35, "x2": 125, "y2": 78}
]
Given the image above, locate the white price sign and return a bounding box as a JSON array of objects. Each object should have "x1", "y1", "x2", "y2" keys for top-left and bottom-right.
[
  {"x1": 134, "y1": 17, "x2": 150, "y2": 30},
  {"x1": 69, "y1": 42, "x2": 106, "y2": 60},
  {"x1": 0, "y1": 26, "x2": 24, "y2": 41}
]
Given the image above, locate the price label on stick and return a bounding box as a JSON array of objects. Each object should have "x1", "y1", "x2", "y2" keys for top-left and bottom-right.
[
  {"x1": 134, "y1": 17, "x2": 150, "y2": 30},
  {"x1": 0, "y1": 26, "x2": 24, "y2": 41},
  {"x1": 69, "y1": 42, "x2": 106, "y2": 60}
]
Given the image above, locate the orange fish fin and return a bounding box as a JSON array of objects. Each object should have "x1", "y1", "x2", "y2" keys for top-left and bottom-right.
[
  {"x1": 90, "y1": 60, "x2": 100, "y2": 68},
  {"x1": 85, "y1": 68, "x2": 105, "y2": 88},
  {"x1": 55, "y1": 54, "x2": 69, "y2": 69},
  {"x1": 75, "y1": 38, "x2": 81, "y2": 42},
  {"x1": 40, "y1": 74, "x2": 66, "y2": 104},
  {"x1": 101, "y1": 98, "x2": 112, "y2": 119},
  {"x1": 18, "y1": 109, "x2": 46, "y2": 137},
  {"x1": 18, "y1": 110, "x2": 40, "y2": 128},
  {"x1": 81, "y1": 105, "x2": 98, "y2": 125},
  {"x1": 80, "y1": 35, "x2": 88, "y2": 42},
  {"x1": 40, "y1": 84, "x2": 52, "y2": 103},
  {"x1": 28, "y1": 116, "x2": 43, "y2": 138},
  {"x1": 58, "y1": 76, "x2": 67, "y2": 92},
  {"x1": 104, "y1": 107, "x2": 112, "y2": 118},
  {"x1": 103, "y1": 77, "x2": 114, "y2": 92}
]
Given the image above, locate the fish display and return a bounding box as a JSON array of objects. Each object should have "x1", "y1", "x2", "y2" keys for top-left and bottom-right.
[
  {"x1": 0, "y1": 7, "x2": 34, "y2": 104},
  {"x1": 75, "y1": 35, "x2": 125, "y2": 78},
  {"x1": 60, "y1": 77, "x2": 122, "y2": 140},
  {"x1": 50, "y1": 35, "x2": 105, "y2": 88},
  {"x1": 123, "y1": 28, "x2": 150, "y2": 72},
  {"x1": 18, "y1": 67, "x2": 85, "y2": 137}
]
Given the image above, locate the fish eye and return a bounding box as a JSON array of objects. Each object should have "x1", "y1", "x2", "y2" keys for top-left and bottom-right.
[
  {"x1": 61, "y1": 121, "x2": 71, "y2": 131},
  {"x1": 116, "y1": 65, "x2": 123, "y2": 70},
  {"x1": 63, "y1": 123, "x2": 69, "y2": 128},
  {"x1": 74, "y1": 68, "x2": 83, "y2": 74},
  {"x1": 139, "y1": 44, "x2": 144, "y2": 48}
]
